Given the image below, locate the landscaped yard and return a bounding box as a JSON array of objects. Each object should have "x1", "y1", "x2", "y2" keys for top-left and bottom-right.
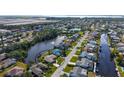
[
  {"x1": 16, "y1": 61, "x2": 28, "y2": 70},
  {"x1": 44, "y1": 65, "x2": 57, "y2": 77},
  {"x1": 56, "y1": 57, "x2": 64, "y2": 65},
  {"x1": 65, "y1": 49, "x2": 72, "y2": 56},
  {"x1": 79, "y1": 32, "x2": 83, "y2": 36},
  {"x1": 117, "y1": 66, "x2": 124, "y2": 77},
  {"x1": 70, "y1": 56, "x2": 78, "y2": 62},
  {"x1": 0, "y1": 64, "x2": 16, "y2": 77},
  {"x1": 38, "y1": 51, "x2": 50, "y2": 62},
  {"x1": 71, "y1": 42, "x2": 77, "y2": 47},
  {"x1": 75, "y1": 50, "x2": 81, "y2": 55},
  {"x1": 81, "y1": 40, "x2": 88, "y2": 46},
  {"x1": 64, "y1": 65, "x2": 74, "y2": 73},
  {"x1": 88, "y1": 71, "x2": 95, "y2": 77},
  {"x1": 114, "y1": 59, "x2": 124, "y2": 77}
]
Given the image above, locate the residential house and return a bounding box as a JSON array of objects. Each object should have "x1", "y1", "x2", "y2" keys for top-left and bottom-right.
[
  {"x1": 79, "y1": 51, "x2": 97, "y2": 61},
  {"x1": 5, "y1": 66, "x2": 24, "y2": 77},
  {"x1": 0, "y1": 53, "x2": 6, "y2": 61},
  {"x1": 76, "y1": 58, "x2": 94, "y2": 71},
  {"x1": 31, "y1": 67, "x2": 43, "y2": 77},
  {"x1": 70, "y1": 67, "x2": 87, "y2": 77},
  {"x1": 29, "y1": 63, "x2": 48, "y2": 77},
  {"x1": 0, "y1": 58, "x2": 16, "y2": 69},
  {"x1": 44, "y1": 54, "x2": 57, "y2": 63},
  {"x1": 117, "y1": 43, "x2": 124, "y2": 47}
]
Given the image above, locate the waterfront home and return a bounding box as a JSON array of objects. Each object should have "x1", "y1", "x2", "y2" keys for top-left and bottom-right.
[
  {"x1": 54, "y1": 36, "x2": 67, "y2": 47},
  {"x1": 70, "y1": 67, "x2": 87, "y2": 77},
  {"x1": 87, "y1": 47, "x2": 96, "y2": 53},
  {"x1": 86, "y1": 43, "x2": 97, "y2": 52},
  {"x1": 52, "y1": 49, "x2": 62, "y2": 56},
  {"x1": 116, "y1": 43, "x2": 124, "y2": 47},
  {"x1": 5, "y1": 66, "x2": 24, "y2": 77},
  {"x1": 112, "y1": 37, "x2": 120, "y2": 43},
  {"x1": 29, "y1": 63, "x2": 48, "y2": 77},
  {"x1": 76, "y1": 58, "x2": 94, "y2": 71},
  {"x1": 44, "y1": 54, "x2": 57, "y2": 63},
  {"x1": 79, "y1": 52, "x2": 97, "y2": 61},
  {"x1": 36, "y1": 63, "x2": 48, "y2": 70},
  {"x1": 110, "y1": 35, "x2": 120, "y2": 43},
  {"x1": 87, "y1": 53, "x2": 97, "y2": 61},
  {"x1": 31, "y1": 67, "x2": 43, "y2": 77},
  {"x1": 79, "y1": 51, "x2": 87, "y2": 58},
  {"x1": 89, "y1": 40, "x2": 97, "y2": 45},
  {"x1": 86, "y1": 43, "x2": 97, "y2": 49}
]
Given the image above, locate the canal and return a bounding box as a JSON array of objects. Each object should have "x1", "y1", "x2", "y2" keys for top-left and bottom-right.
[
  {"x1": 25, "y1": 36, "x2": 66, "y2": 63},
  {"x1": 97, "y1": 33, "x2": 117, "y2": 77}
]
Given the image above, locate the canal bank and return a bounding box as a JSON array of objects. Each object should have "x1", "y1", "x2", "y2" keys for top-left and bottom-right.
[
  {"x1": 25, "y1": 36, "x2": 66, "y2": 63},
  {"x1": 97, "y1": 34, "x2": 117, "y2": 77}
]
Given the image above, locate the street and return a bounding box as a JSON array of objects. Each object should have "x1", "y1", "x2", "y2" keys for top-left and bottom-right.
[{"x1": 52, "y1": 32, "x2": 89, "y2": 77}]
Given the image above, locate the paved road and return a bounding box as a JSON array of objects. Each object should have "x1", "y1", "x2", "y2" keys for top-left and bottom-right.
[
  {"x1": 97, "y1": 34, "x2": 117, "y2": 77},
  {"x1": 52, "y1": 32, "x2": 89, "y2": 77}
]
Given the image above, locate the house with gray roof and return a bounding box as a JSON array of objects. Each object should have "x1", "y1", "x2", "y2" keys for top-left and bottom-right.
[{"x1": 69, "y1": 67, "x2": 87, "y2": 77}]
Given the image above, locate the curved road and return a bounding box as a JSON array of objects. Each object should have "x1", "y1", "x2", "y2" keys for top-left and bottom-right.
[{"x1": 97, "y1": 34, "x2": 117, "y2": 77}]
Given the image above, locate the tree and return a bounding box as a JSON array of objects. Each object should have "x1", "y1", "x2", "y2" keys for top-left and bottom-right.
[
  {"x1": 0, "y1": 32, "x2": 4, "y2": 48},
  {"x1": 116, "y1": 53, "x2": 123, "y2": 63}
]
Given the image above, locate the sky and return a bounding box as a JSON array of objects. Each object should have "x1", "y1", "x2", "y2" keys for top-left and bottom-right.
[{"x1": 0, "y1": 0, "x2": 124, "y2": 15}]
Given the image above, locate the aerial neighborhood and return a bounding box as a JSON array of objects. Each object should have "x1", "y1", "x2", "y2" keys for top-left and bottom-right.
[{"x1": 0, "y1": 16, "x2": 124, "y2": 77}]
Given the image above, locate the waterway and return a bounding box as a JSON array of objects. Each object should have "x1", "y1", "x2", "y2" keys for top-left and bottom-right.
[
  {"x1": 97, "y1": 33, "x2": 117, "y2": 77},
  {"x1": 25, "y1": 36, "x2": 66, "y2": 63}
]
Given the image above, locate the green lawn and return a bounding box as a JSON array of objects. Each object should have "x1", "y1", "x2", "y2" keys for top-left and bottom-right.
[
  {"x1": 70, "y1": 56, "x2": 78, "y2": 62},
  {"x1": 81, "y1": 40, "x2": 88, "y2": 46},
  {"x1": 88, "y1": 71, "x2": 95, "y2": 77},
  {"x1": 118, "y1": 66, "x2": 124, "y2": 77},
  {"x1": 64, "y1": 65, "x2": 74, "y2": 73},
  {"x1": 0, "y1": 64, "x2": 16, "y2": 77},
  {"x1": 16, "y1": 61, "x2": 28, "y2": 70},
  {"x1": 79, "y1": 32, "x2": 83, "y2": 36},
  {"x1": 71, "y1": 42, "x2": 77, "y2": 47},
  {"x1": 115, "y1": 58, "x2": 124, "y2": 77},
  {"x1": 44, "y1": 65, "x2": 57, "y2": 77},
  {"x1": 75, "y1": 50, "x2": 81, "y2": 55},
  {"x1": 57, "y1": 57, "x2": 64, "y2": 65},
  {"x1": 65, "y1": 49, "x2": 72, "y2": 56}
]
